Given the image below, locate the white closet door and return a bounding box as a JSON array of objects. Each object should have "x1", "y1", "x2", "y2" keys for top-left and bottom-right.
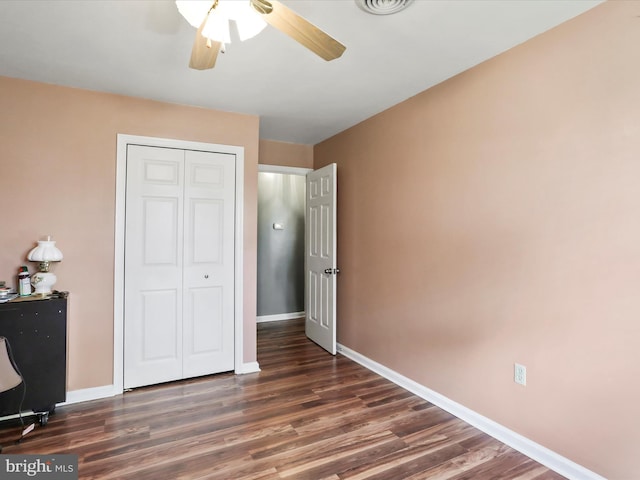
[
  {"x1": 124, "y1": 145, "x2": 185, "y2": 389},
  {"x1": 124, "y1": 145, "x2": 236, "y2": 389},
  {"x1": 182, "y1": 150, "x2": 235, "y2": 377}
]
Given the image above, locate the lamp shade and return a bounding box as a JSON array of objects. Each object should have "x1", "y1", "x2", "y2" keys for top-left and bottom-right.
[{"x1": 27, "y1": 238, "x2": 63, "y2": 262}]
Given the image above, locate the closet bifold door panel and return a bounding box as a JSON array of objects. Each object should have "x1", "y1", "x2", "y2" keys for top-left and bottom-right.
[
  {"x1": 123, "y1": 145, "x2": 235, "y2": 390},
  {"x1": 124, "y1": 145, "x2": 184, "y2": 389},
  {"x1": 182, "y1": 150, "x2": 235, "y2": 378}
]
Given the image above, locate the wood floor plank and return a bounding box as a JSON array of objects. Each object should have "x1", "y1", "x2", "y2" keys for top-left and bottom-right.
[{"x1": 0, "y1": 318, "x2": 566, "y2": 479}]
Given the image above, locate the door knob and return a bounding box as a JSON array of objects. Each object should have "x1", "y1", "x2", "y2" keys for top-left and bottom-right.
[{"x1": 323, "y1": 268, "x2": 340, "y2": 275}]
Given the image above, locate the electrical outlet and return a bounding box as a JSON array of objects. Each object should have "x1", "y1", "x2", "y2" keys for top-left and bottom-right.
[{"x1": 514, "y1": 363, "x2": 527, "y2": 386}]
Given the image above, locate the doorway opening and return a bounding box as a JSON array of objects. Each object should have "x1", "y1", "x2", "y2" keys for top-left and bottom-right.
[{"x1": 257, "y1": 165, "x2": 311, "y2": 324}]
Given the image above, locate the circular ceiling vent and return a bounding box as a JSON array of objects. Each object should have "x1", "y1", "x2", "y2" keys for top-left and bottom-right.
[{"x1": 355, "y1": 0, "x2": 414, "y2": 15}]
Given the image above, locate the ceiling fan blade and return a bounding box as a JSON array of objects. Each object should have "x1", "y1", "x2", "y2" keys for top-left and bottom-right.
[
  {"x1": 250, "y1": 0, "x2": 346, "y2": 61},
  {"x1": 189, "y1": 13, "x2": 221, "y2": 70}
]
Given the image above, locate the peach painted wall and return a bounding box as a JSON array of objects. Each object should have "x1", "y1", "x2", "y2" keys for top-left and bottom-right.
[
  {"x1": 0, "y1": 77, "x2": 259, "y2": 391},
  {"x1": 259, "y1": 139, "x2": 313, "y2": 169},
  {"x1": 314, "y1": 2, "x2": 639, "y2": 478}
]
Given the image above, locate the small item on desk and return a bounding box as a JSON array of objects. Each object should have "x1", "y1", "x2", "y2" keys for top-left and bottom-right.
[
  {"x1": 18, "y1": 266, "x2": 31, "y2": 297},
  {"x1": 0, "y1": 282, "x2": 18, "y2": 303},
  {"x1": 0, "y1": 294, "x2": 18, "y2": 303},
  {"x1": 0, "y1": 283, "x2": 15, "y2": 302}
]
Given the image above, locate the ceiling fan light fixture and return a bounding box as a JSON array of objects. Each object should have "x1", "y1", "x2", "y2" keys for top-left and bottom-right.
[
  {"x1": 355, "y1": 0, "x2": 413, "y2": 15},
  {"x1": 183, "y1": 0, "x2": 346, "y2": 70},
  {"x1": 176, "y1": 0, "x2": 267, "y2": 43}
]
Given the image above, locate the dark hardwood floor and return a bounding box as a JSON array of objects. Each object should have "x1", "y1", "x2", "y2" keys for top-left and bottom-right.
[{"x1": 0, "y1": 319, "x2": 565, "y2": 479}]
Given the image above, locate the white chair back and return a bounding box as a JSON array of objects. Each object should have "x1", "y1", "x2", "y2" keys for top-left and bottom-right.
[{"x1": 0, "y1": 337, "x2": 22, "y2": 392}]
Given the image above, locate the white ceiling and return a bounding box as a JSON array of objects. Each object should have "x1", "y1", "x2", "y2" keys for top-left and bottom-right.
[{"x1": 0, "y1": 0, "x2": 603, "y2": 145}]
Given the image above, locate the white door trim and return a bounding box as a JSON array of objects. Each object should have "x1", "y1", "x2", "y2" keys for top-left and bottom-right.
[
  {"x1": 114, "y1": 134, "x2": 245, "y2": 394},
  {"x1": 258, "y1": 164, "x2": 313, "y2": 175}
]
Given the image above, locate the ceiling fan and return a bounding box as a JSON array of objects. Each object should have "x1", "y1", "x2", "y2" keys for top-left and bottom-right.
[{"x1": 179, "y1": 0, "x2": 346, "y2": 70}]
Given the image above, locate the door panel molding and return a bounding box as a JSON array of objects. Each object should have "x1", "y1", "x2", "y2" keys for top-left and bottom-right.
[{"x1": 115, "y1": 134, "x2": 245, "y2": 394}]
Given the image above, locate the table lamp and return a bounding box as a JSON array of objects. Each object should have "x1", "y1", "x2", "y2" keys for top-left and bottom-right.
[{"x1": 27, "y1": 236, "x2": 63, "y2": 295}]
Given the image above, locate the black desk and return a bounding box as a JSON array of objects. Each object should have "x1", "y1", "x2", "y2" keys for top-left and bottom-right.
[{"x1": 0, "y1": 293, "x2": 67, "y2": 425}]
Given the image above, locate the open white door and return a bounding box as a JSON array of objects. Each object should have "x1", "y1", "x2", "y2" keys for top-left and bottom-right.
[{"x1": 305, "y1": 163, "x2": 337, "y2": 354}]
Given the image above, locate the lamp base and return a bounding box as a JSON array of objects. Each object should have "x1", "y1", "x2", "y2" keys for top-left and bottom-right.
[{"x1": 31, "y1": 272, "x2": 57, "y2": 295}]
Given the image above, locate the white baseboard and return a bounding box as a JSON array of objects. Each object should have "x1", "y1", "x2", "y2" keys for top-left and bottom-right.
[
  {"x1": 336, "y1": 343, "x2": 606, "y2": 480},
  {"x1": 257, "y1": 311, "x2": 305, "y2": 323},
  {"x1": 61, "y1": 362, "x2": 261, "y2": 407},
  {"x1": 63, "y1": 384, "x2": 120, "y2": 405},
  {"x1": 235, "y1": 361, "x2": 261, "y2": 374}
]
